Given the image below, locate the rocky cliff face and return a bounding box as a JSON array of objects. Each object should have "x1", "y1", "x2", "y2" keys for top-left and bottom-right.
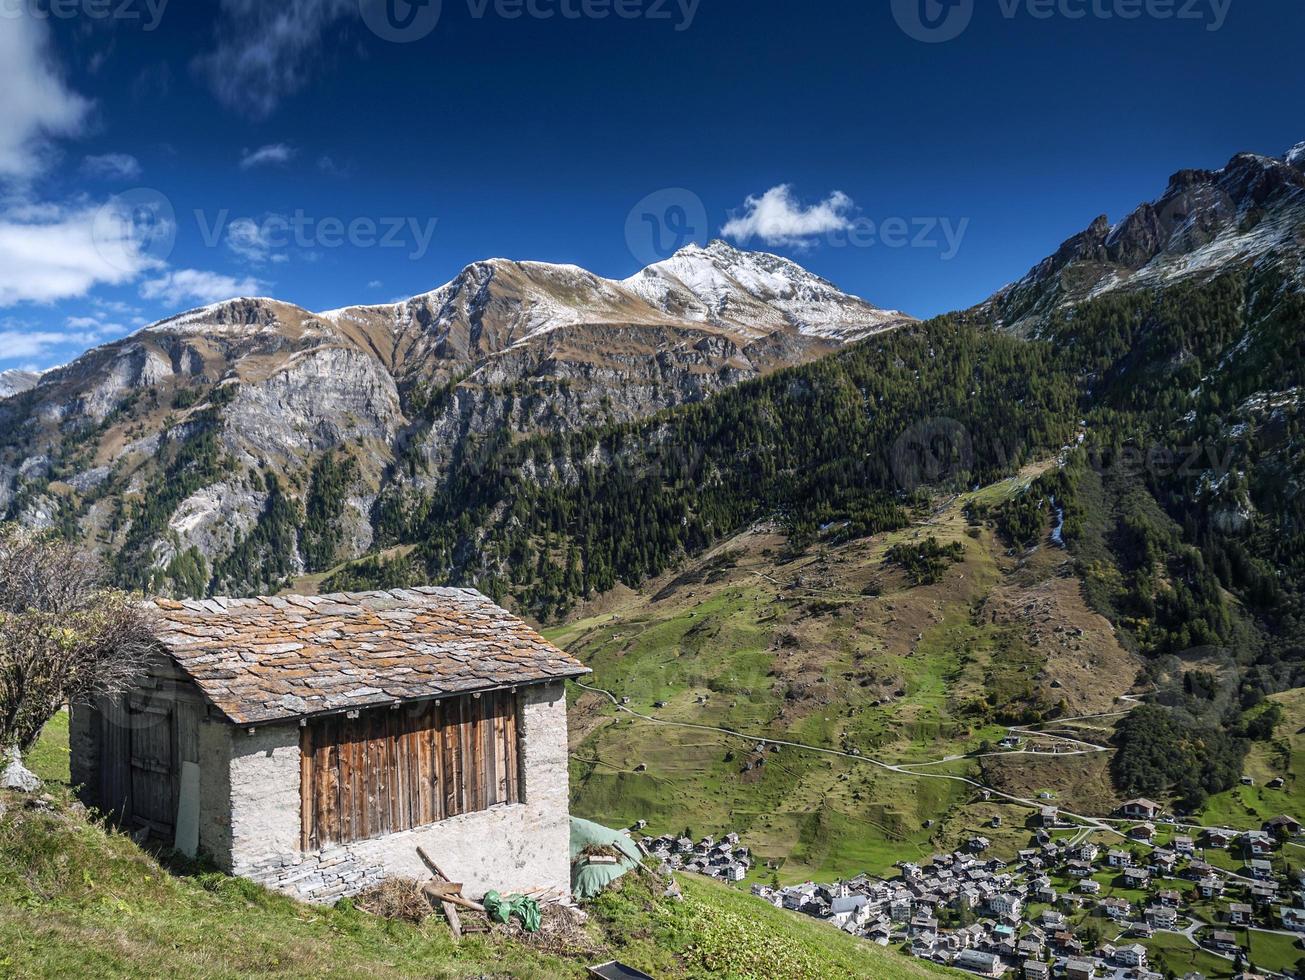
[
  {"x1": 980, "y1": 146, "x2": 1305, "y2": 334},
  {"x1": 0, "y1": 243, "x2": 911, "y2": 595}
]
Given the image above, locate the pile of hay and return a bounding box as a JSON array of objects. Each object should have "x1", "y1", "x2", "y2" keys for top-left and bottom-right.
[{"x1": 355, "y1": 877, "x2": 432, "y2": 924}]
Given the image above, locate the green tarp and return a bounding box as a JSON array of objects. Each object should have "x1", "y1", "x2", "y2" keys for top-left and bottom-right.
[
  {"x1": 569, "y1": 817, "x2": 644, "y2": 900},
  {"x1": 482, "y1": 890, "x2": 542, "y2": 932}
]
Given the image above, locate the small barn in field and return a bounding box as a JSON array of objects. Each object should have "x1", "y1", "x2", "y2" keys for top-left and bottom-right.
[{"x1": 69, "y1": 587, "x2": 590, "y2": 902}]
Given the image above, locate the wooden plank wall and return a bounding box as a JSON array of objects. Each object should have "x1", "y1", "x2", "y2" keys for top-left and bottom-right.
[{"x1": 301, "y1": 690, "x2": 521, "y2": 850}]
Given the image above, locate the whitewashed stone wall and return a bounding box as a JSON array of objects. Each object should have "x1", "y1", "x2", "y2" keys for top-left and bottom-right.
[
  {"x1": 197, "y1": 719, "x2": 233, "y2": 866},
  {"x1": 220, "y1": 681, "x2": 574, "y2": 903}
]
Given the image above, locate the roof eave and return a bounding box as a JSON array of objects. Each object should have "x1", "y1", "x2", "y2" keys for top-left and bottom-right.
[{"x1": 215, "y1": 665, "x2": 593, "y2": 727}]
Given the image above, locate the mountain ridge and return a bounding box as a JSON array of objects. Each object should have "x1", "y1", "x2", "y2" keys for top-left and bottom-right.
[
  {"x1": 979, "y1": 143, "x2": 1305, "y2": 333},
  {"x1": 0, "y1": 242, "x2": 913, "y2": 595}
]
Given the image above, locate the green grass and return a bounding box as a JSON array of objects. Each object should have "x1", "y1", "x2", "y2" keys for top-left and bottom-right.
[
  {"x1": 1196, "y1": 686, "x2": 1305, "y2": 831},
  {"x1": 1, "y1": 719, "x2": 949, "y2": 979},
  {"x1": 1246, "y1": 928, "x2": 1304, "y2": 975},
  {"x1": 23, "y1": 709, "x2": 70, "y2": 784},
  {"x1": 554, "y1": 507, "x2": 1086, "y2": 883},
  {"x1": 1142, "y1": 931, "x2": 1235, "y2": 979}
]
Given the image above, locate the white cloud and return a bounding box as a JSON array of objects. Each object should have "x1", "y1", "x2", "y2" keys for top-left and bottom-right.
[
  {"x1": 239, "y1": 143, "x2": 297, "y2": 170},
  {"x1": 196, "y1": 0, "x2": 355, "y2": 119},
  {"x1": 90, "y1": 297, "x2": 142, "y2": 317},
  {"x1": 64, "y1": 315, "x2": 127, "y2": 338},
  {"x1": 81, "y1": 153, "x2": 143, "y2": 180},
  {"x1": 0, "y1": 316, "x2": 126, "y2": 363},
  {"x1": 0, "y1": 201, "x2": 163, "y2": 306},
  {"x1": 0, "y1": 14, "x2": 91, "y2": 180},
  {"x1": 140, "y1": 269, "x2": 266, "y2": 307},
  {"x1": 0, "y1": 329, "x2": 77, "y2": 361},
  {"x1": 226, "y1": 216, "x2": 294, "y2": 264},
  {"x1": 721, "y1": 185, "x2": 856, "y2": 247},
  {"x1": 226, "y1": 216, "x2": 273, "y2": 262},
  {"x1": 367, "y1": 279, "x2": 383, "y2": 289}
]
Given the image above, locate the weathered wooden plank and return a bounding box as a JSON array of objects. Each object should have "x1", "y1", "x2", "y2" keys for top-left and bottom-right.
[
  {"x1": 504, "y1": 693, "x2": 520, "y2": 803},
  {"x1": 446, "y1": 698, "x2": 463, "y2": 817},
  {"x1": 492, "y1": 694, "x2": 508, "y2": 805},
  {"x1": 323, "y1": 721, "x2": 334, "y2": 847},
  {"x1": 401, "y1": 710, "x2": 417, "y2": 831},
  {"x1": 367, "y1": 712, "x2": 382, "y2": 836},
  {"x1": 407, "y1": 712, "x2": 423, "y2": 830},
  {"x1": 380, "y1": 709, "x2": 394, "y2": 836},
  {"x1": 347, "y1": 717, "x2": 358, "y2": 841},
  {"x1": 385, "y1": 708, "x2": 399, "y2": 834},
  {"x1": 463, "y1": 698, "x2": 478, "y2": 814},
  {"x1": 431, "y1": 703, "x2": 445, "y2": 823},
  {"x1": 300, "y1": 722, "x2": 315, "y2": 851},
  {"x1": 483, "y1": 695, "x2": 494, "y2": 808}
]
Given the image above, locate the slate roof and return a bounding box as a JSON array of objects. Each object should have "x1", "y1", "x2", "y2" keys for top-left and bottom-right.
[{"x1": 147, "y1": 587, "x2": 590, "y2": 725}]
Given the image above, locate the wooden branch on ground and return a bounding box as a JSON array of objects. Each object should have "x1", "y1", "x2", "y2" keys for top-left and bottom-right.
[
  {"x1": 416, "y1": 846, "x2": 452, "y2": 882},
  {"x1": 420, "y1": 884, "x2": 485, "y2": 913},
  {"x1": 415, "y1": 846, "x2": 478, "y2": 938}
]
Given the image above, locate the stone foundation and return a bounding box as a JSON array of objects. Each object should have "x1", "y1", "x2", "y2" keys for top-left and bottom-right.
[{"x1": 214, "y1": 680, "x2": 573, "y2": 903}]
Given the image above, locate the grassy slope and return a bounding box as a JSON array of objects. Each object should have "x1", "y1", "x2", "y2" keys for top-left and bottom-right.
[
  {"x1": 554, "y1": 472, "x2": 1140, "y2": 884},
  {"x1": 1195, "y1": 685, "x2": 1305, "y2": 829},
  {"x1": 1, "y1": 719, "x2": 946, "y2": 980}
]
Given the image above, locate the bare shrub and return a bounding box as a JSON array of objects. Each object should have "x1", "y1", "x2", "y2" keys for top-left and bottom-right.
[{"x1": 0, "y1": 524, "x2": 156, "y2": 758}]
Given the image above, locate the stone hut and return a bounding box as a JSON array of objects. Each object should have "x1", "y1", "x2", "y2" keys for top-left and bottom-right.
[{"x1": 70, "y1": 587, "x2": 589, "y2": 902}]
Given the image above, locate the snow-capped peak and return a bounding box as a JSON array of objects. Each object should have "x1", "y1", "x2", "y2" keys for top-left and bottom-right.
[
  {"x1": 623, "y1": 239, "x2": 910, "y2": 342},
  {"x1": 1287, "y1": 141, "x2": 1305, "y2": 171}
]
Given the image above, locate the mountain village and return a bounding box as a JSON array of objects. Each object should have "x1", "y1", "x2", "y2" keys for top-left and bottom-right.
[{"x1": 708, "y1": 796, "x2": 1305, "y2": 979}]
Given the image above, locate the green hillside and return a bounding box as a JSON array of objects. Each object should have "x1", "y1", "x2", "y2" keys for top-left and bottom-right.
[
  {"x1": 0, "y1": 720, "x2": 947, "y2": 980},
  {"x1": 554, "y1": 476, "x2": 1139, "y2": 883}
]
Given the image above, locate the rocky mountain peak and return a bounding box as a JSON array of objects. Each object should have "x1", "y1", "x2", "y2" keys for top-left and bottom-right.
[
  {"x1": 623, "y1": 239, "x2": 910, "y2": 342},
  {"x1": 983, "y1": 140, "x2": 1305, "y2": 332}
]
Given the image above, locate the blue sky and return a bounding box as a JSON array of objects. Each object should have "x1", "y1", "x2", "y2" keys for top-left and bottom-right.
[{"x1": 1, "y1": 0, "x2": 1303, "y2": 371}]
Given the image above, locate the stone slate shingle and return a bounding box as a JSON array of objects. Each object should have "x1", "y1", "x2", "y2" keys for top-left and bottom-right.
[{"x1": 147, "y1": 587, "x2": 590, "y2": 724}]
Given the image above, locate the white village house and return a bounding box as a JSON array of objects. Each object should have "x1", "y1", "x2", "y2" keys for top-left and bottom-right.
[{"x1": 69, "y1": 588, "x2": 590, "y2": 902}]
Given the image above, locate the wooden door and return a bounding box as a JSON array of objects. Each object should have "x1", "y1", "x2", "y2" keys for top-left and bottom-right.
[{"x1": 128, "y1": 702, "x2": 175, "y2": 837}]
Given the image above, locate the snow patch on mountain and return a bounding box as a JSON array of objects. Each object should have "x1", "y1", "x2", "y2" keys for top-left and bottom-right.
[
  {"x1": 622, "y1": 240, "x2": 909, "y2": 342},
  {"x1": 0, "y1": 370, "x2": 38, "y2": 399}
]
